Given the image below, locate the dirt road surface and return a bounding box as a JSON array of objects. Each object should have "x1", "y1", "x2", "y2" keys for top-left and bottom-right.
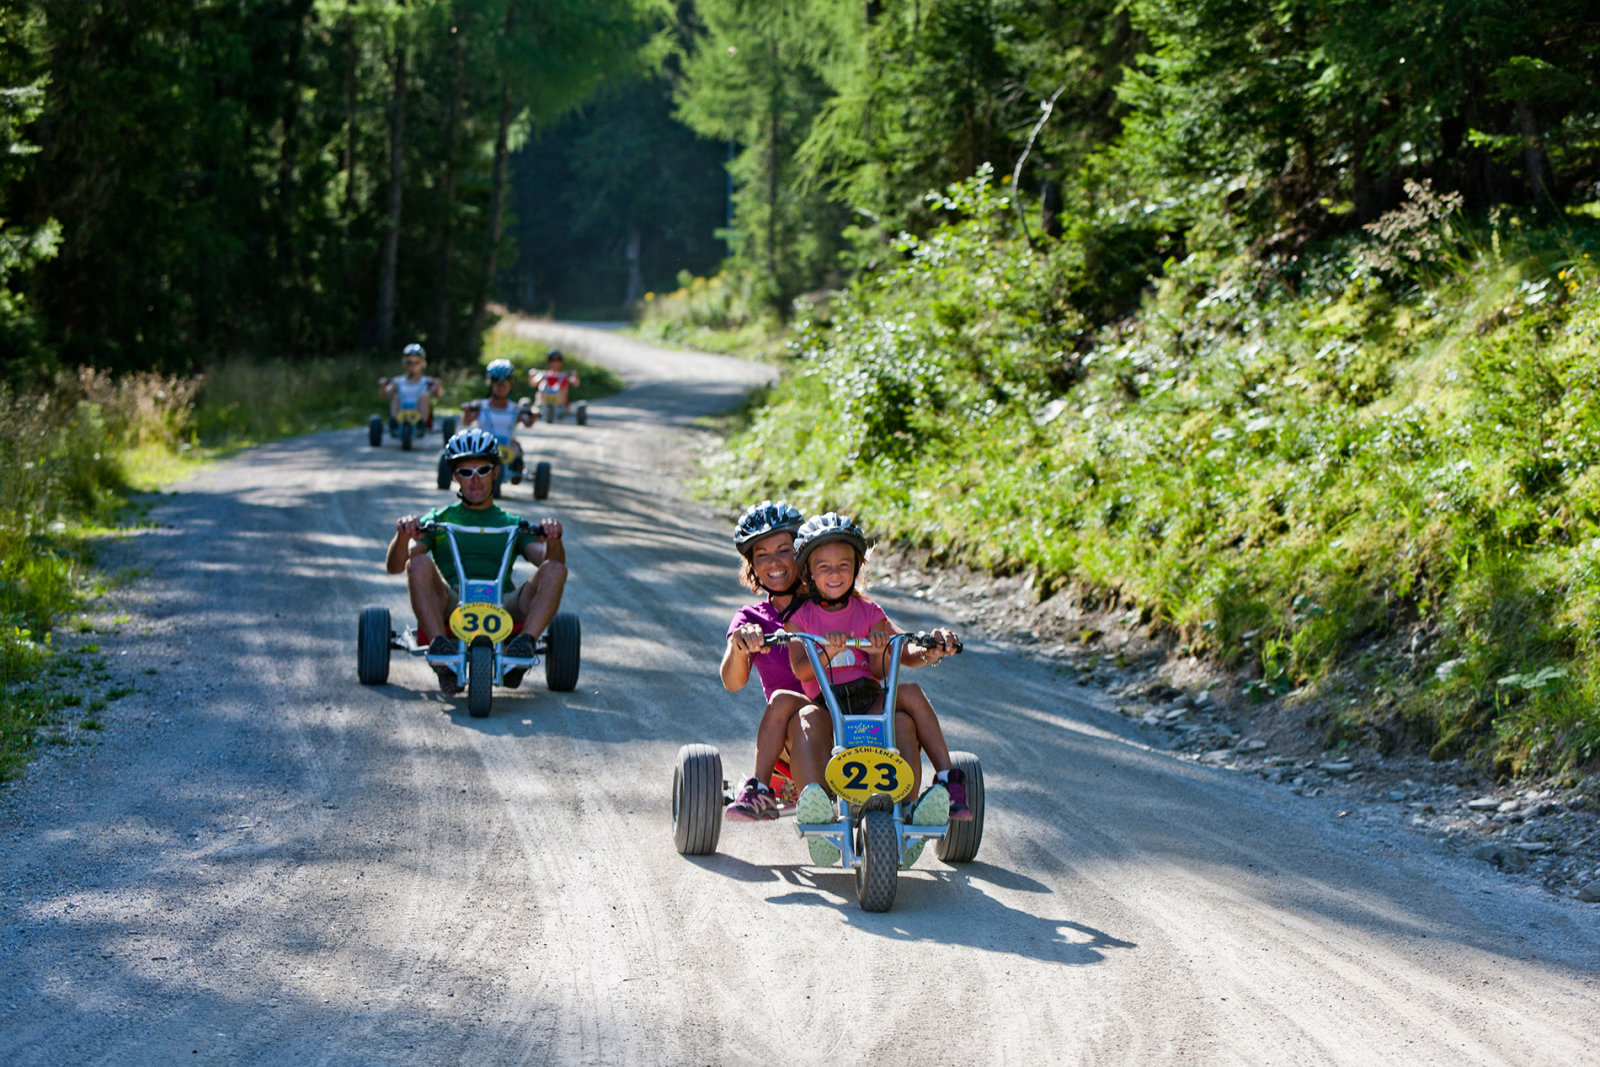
[{"x1": 3, "y1": 323, "x2": 1597, "y2": 1065}]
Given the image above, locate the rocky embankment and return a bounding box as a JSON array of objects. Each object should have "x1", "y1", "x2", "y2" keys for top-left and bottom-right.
[{"x1": 875, "y1": 549, "x2": 1600, "y2": 904}]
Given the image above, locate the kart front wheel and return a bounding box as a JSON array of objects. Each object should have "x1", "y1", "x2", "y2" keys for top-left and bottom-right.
[
  {"x1": 439, "y1": 415, "x2": 457, "y2": 439},
  {"x1": 368, "y1": 416, "x2": 384, "y2": 448},
  {"x1": 357, "y1": 605, "x2": 391, "y2": 684},
  {"x1": 575, "y1": 402, "x2": 588, "y2": 426},
  {"x1": 533, "y1": 460, "x2": 551, "y2": 500},
  {"x1": 467, "y1": 642, "x2": 494, "y2": 718},
  {"x1": 436, "y1": 455, "x2": 452, "y2": 490},
  {"x1": 544, "y1": 612, "x2": 580, "y2": 692},
  {"x1": 935, "y1": 751, "x2": 985, "y2": 863},
  {"x1": 856, "y1": 803, "x2": 899, "y2": 912},
  {"x1": 673, "y1": 744, "x2": 723, "y2": 856},
  {"x1": 399, "y1": 421, "x2": 414, "y2": 451}
]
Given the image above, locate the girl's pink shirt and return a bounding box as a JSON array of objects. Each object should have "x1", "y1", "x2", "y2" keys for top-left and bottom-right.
[{"x1": 786, "y1": 595, "x2": 888, "y2": 698}]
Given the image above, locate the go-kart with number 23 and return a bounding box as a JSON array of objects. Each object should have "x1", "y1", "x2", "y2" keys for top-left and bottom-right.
[{"x1": 672, "y1": 629, "x2": 984, "y2": 913}]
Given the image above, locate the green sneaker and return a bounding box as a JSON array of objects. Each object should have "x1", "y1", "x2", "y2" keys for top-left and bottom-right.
[
  {"x1": 797, "y1": 784, "x2": 841, "y2": 866},
  {"x1": 902, "y1": 783, "x2": 950, "y2": 868}
]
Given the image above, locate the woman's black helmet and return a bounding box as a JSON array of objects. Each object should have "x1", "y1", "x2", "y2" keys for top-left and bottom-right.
[
  {"x1": 793, "y1": 512, "x2": 868, "y2": 577},
  {"x1": 733, "y1": 500, "x2": 805, "y2": 556}
]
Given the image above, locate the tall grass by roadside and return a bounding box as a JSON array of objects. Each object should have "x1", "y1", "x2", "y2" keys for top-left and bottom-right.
[
  {"x1": 0, "y1": 369, "x2": 196, "y2": 780},
  {"x1": 706, "y1": 172, "x2": 1600, "y2": 779},
  {"x1": 633, "y1": 271, "x2": 789, "y2": 359}
]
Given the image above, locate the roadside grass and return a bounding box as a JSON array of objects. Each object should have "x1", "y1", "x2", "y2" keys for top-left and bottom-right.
[
  {"x1": 704, "y1": 173, "x2": 1600, "y2": 779},
  {"x1": 633, "y1": 271, "x2": 790, "y2": 360}
]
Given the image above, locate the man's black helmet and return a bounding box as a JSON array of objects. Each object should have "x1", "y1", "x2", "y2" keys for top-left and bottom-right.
[
  {"x1": 443, "y1": 427, "x2": 501, "y2": 465},
  {"x1": 793, "y1": 512, "x2": 868, "y2": 576},
  {"x1": 402, "y1": 342, "x2": 426, "y2": 359},
  {"x1": 733, "y1": 500, "x2": 805, "y2": 555},
  {"x1": 546, "y1": 348, "x2": 564, "y2": 363}
]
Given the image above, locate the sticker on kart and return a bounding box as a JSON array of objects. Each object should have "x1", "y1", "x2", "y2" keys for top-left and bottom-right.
[
  {"x1": 825, "y1": 746, "x2": 915, "y2": 805},
  {"x1": 449, "y1": 602, "x2": 514, "y2": 643}
]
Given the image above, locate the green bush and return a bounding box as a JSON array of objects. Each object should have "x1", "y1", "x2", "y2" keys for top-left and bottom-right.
[{"x1": 709, "y1": 171, "x2": 1600, "y2": 776}]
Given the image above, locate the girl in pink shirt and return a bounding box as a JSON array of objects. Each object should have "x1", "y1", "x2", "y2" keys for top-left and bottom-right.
[{"x1": 786, "y1": 513, "x2": 972, "y2": 833}]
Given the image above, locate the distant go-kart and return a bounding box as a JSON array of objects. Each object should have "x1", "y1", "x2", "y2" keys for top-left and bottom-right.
[
  {"x1": 356, "y1": 519, "x2": 580, "y2": 718},
  {"x1": 438, "y1": 400, "x2": 549, "y2": 499},
  {"x1": 672, "y1": 630, "x2": 983, "y2": 912},
  {"x1": 538, "y1": 393, "x2": 588, "y2": 427},
  {"x1": 369, "y1": 396, "x2": 454, "y2": 451},
  {"x1": 435, "y1": 439, "x2": 550, "y2": 500}
]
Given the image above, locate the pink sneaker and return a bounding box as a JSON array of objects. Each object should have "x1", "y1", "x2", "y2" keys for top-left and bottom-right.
[
  {"x1": 945, "y1": 768, "x2": 973, "y2": 821},
  {"x1": 725, "y1": 777, "x2": 780, "y2": 821}
]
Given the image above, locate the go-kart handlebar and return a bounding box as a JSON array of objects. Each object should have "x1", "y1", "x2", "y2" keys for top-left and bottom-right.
[
  {"x1": 762, "y1": 630, "x2": 963, "y2": 655},
  {"x1": 417, "y1": 518, "x2": 547, "y2": 540}
]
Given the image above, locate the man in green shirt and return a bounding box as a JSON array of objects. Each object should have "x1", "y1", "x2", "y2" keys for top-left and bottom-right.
[{"x1": 386, "y1": 428, "x2": 567, "y2": 691}]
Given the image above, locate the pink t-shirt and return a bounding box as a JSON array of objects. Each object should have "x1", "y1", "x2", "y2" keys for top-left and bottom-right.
[
  {"x1": 786, "y1": 595, "x2": 889, "y2": 698},
  {"x1": 726, "y1": 601, "x2": 805, "y2": 702}
]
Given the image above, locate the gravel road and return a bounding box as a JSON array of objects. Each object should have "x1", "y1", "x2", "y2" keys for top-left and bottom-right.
[{"x1": 2, "y1": 322, "x2": 1597, "y2": 1065}]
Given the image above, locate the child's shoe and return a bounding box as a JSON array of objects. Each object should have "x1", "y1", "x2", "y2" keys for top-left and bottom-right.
[
  {"x1": 725, "y1": 777, "x2": 780, "y2": 822},
  {"x1": 945, "y1": 767, "x2": 973, "y2": 821},
  {"x1": 796, "y1": 783, "x2": 841, "y2": 865}
]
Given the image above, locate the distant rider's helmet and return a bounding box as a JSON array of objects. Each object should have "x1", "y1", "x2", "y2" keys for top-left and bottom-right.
[
  {"x1": 486, "y1": 359, "x2": 514, "y2": 382},
  {"x1": 733, "y1": 500, "x2": 805, "y2": 557},
  {"x1": 793, "y1": 512, "x2": 868, "y2": 579},
  {"x1": 546, "y1": 349, "x2": 564, "y2": 364},
  {"x1": 402, "y1": 342, "x2": 426, "y2": 361},
  {"x1": 443, "y1": 427, "x2": 501, "y2": 467}
]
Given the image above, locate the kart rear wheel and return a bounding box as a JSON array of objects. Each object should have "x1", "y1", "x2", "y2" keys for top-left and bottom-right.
[
  {"x1": 368, "y1": 415, "x2": 384, "y2": 447},
  {"x1": 399, "y1": 421, "x2": 414, "y2": 451},
  {"x1": 575, "y1": 402, "x2": 587, "y2": 426},
  {"x1": 467, "y1": 642, "x2": 494, "y2": 717},
  {"x1": 436, "y1": 455, "x2": 451, "y2": 490},
  {"x1": 533, "y1": 461, "x2": 551, "y2": 500},
  {"x1": 357, "y1": 605, "x2": 391, "y2": 685},
  {"x1": 856, "y1": 805, "x2": 899, "y2": 912},
  {"x1": 672, "y1": 744, "x2": 723, "y2": 855},
  {"x1": 544, "y1": 612, "x2": 580, "y2": 691},
  {"x1": 439, "y1": 415, "x2": 457, "y2": 439},
  {"x1": 934, "y1": 751, "x2": 985, "y2": 863}
]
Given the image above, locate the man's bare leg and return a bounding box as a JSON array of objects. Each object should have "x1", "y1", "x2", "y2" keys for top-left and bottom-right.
[
  {"x1": 406, "y1": 556, "x2": 455, "y2": 640},
  {"x1": 513, "y1": 561, "x2": 567, "y2": 639}
]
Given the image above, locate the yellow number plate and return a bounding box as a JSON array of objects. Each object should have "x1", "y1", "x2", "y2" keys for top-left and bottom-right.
[
  {"x1": 498, "y1": 444, "x2": 516, "y2": 464},
  {"x1": 449, "y1": 602, "x2": 514, "y2": 644},
  {"x1": 397, "y1": 408, "x2": 423, "y2": 424},
  {"x1": 825, "y1": 747, "x2": 915, "y2": 805}
]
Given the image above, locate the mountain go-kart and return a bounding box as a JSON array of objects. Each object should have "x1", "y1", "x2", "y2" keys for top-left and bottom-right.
[
  {"x1": 436, "y1": 439, "x2": 550, "y2": 500},
  {"x1": 672, "y1": 630, "x2": 983, "y2": 912},
  {"x1": 356, "y1": 519, "x2": 580, "y2": 717},
  {"x1": 370, "y1": 399, "x2": 454, "y2": 451},
  {"x1": 539, "y1": 395, "x2": 588, "y2": 427}
]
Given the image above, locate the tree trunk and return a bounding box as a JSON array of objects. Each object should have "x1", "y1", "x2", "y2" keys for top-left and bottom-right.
[
  {"x1": 765, "y1": 42, "x2": 780, "y2": 299},
  {"x1": 342, "y1": 14, "x2": 357, "y2": 218},
  {"x1": 1515, "y1": 98, "x2": 1556, "y2": 213},
  {"x1": 377, "y1": 45, "x2": 407, "y2": 354},
  {"x1": 431, "y1": 22, "x2": 466, "y2": 354},
  {"x1": 469, "y1": 87, "x2": 514, "y2": 347},
  {"x1": 1040, "y1": 180, "x2": 1061, "y2": 239},
  {"x1": 624, "y1": 227, "x2": 643, "y2": 307}
]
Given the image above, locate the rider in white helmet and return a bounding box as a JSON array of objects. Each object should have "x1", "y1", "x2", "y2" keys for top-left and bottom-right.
[
  {"x1": 379, "y1": 342, "x2": 444, "y2": 430},
  {"x1": 460, "y1": 358, "x2": 535, "y2": 482}
]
